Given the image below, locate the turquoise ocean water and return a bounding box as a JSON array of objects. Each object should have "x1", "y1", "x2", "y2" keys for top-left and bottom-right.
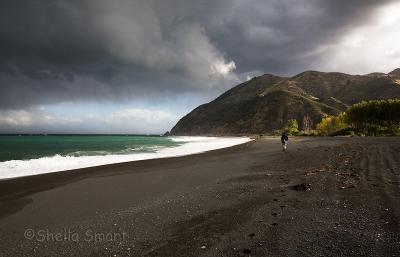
[
  {"x1": 0, "y1": 135, "x2": 251, "y2": 179},
  {"x1": 0, "y1": 135, "x2": 182, "y2": 162}
]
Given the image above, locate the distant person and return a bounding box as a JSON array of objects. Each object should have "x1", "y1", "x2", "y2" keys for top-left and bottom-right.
[{"x1": 281, "y1": 132, "x2": 288, "y2": 151}]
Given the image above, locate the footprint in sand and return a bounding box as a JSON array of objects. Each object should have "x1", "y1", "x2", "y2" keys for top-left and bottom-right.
[{"x1": 243, "y1": 248, "x2": 251, "y2": 254}]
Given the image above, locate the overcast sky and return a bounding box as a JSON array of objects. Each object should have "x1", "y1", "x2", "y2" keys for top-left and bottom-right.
[{"x1": 1, "y1": 0, "x2": 399, "y2": 133}]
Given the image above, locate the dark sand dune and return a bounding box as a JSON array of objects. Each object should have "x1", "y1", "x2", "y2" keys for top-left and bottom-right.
[{"x1": 0, "y1": 137, "x2": 399, "y2": 256}]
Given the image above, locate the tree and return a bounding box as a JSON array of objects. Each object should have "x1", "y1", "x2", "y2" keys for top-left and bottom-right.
[
  {"x1": 316, "y1": 99, "x2": 400, "y2": 136},
  {"x1": 346, "y1": 99, "x2": 400, "y2": 130},
  {"x1": 284, "y1": 119, "x2": 299, "y2": 135},
  {"x1": 316, "y1": 113, "x2": 347, "y2": 136}
]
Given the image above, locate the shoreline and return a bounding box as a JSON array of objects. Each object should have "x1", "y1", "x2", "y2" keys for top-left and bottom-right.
[
  {"x1": 0, "y1": 137, "x2": 258, "y2": 202},
  {"x1": 0, "y1": 136, "x2": 252, "y2": 180},
  {"x1": 1, "y1": 137, "x2": 399, "y2": 256}
]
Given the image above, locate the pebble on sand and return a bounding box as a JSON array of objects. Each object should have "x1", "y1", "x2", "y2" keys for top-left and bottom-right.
[{"x1": 292, "y1": 183, "x2": 311, "y2": 191}]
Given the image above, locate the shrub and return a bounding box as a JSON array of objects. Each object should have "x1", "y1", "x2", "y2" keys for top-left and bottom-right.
[
  {"x1": 284, "y1": 119, "x2": 299, "y2": 135},
  {"x1": 316, "y1": 113, "x2": 347, "y2": 136},
  {"x1": 315, "y1": 99, "x2": 400, "y2": 136},
  {"x1": 330, "y1": 128, "x2": 355, "y2": 136},
  {"x1": 346, "y1": 99, "x2": 400, "y2": 129}
]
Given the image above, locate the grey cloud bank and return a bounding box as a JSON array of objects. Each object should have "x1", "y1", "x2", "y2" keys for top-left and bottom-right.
[
  {"x1": 0, "y1": 107, "x2": 179, "y2": 134},
  {"x1": 0, "y1": 0, "x2": 399, "y2": 113},
  {"x1": 0, "y1": 0, "x2": 239, "y2": 109}
]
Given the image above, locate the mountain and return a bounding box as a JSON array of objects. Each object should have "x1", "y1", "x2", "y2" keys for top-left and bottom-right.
[
  {"x1": 389, "y1": 68, "x2": 400, "y2": 76},
  {"x1": 171, "y1": 69, "x2": 400, "y2": 135}
]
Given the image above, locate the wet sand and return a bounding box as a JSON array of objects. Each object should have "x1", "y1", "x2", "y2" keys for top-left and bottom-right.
[{"x1": 0, "y1": 137, "x2": 399, "y2": 256}]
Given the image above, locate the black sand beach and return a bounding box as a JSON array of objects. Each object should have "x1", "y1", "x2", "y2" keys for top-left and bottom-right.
[{"x1": 0, "y1": 137, "x2": 399, "y2": 256}]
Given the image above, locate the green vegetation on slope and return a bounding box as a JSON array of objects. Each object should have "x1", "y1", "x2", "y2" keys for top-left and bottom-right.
[
  {"x1": 316, "y1": 99, "x2": 400, "y2": 136},
  {"x1": 170, "y1": 68, "x2": 400, "y2": 136}
]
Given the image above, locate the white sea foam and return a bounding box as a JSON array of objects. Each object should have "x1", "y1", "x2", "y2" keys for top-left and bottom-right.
[{"x1": 0, "y1": 137, "x2": 252, "y2": 180}]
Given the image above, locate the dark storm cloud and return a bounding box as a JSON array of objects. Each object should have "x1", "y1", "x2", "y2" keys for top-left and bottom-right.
[
  {"x1": 200, "y1": 0, "x2": 396, "y2": 75},
  {"x1": 0, "y1": 0, "x2": 394, "y2": 109}
]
